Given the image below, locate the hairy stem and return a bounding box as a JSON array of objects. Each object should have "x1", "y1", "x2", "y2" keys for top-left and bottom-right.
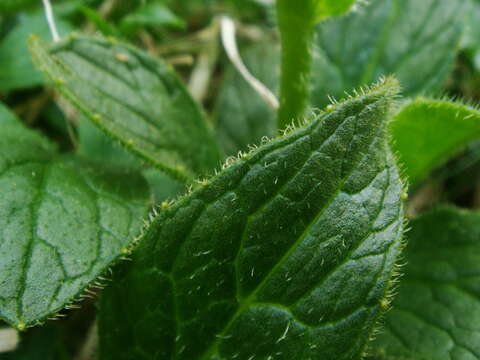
[{"x1": 277, "y1": 0, "x2": 317, "y2": 131}]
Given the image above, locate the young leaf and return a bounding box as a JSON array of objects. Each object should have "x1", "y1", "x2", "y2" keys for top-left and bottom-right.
[
  {"x1": 30, "y1": 35, "x2": 222, "y2": 183},
  {"x1": 311, "y1": 0, "x2": 468, "y2": 107},
  {"x1": 214, "y1": 41, "x2": 280, "y2": 157},
  {"x1": 390, "y1": 98, "x2": 480, "y2": 185},
  {"x1": 99, "y1": 79, "x2": 405, "y2": 360},
  {"x1": 372, "y1": 207, "x2": 480, "y2": 359},
  {"x1": 0, "y1": 122, "x2": 150, "y2": 329}
]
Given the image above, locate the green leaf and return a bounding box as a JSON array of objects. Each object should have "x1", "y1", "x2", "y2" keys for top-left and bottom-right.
[
  {"x1": 30, "y1": 35, "x2": 222, "y2": 183},
  {"x1": 216, "y1": 0, "x2": 467, "y2": 154},
  {"x1": 315, "y1": 0, "x2": 357, "y2": 21},
  {"x1": 389, "y1": 98, "x2": 480, "y2": 185},
  {"x1": 0, "y1": 104, "x2": 19, "y2": 125},
  {"x1": 120, "y1": 2, "x2": 186, "y2": 31},
  {"x1": 99, "y1": 79, "x2": 405, "y2": 360},
  {"x1": 311, "y1": 0, "x2": 468, "y2": 107},
  {"x1": 0, "y1": 10, "x2": 72, "y2": 91},
  {"x1": 372, "y1": 206, "x2": 480, "y2": 360},
  {"x1": 78, "y1": 120, "x2": 185, "y2": 203},
  {"x1": 214, "y1": 41, "x2": 280, "y2": 157},
  {"x1": 0, "y1": 122, "x2": 150, "y2": 328}
]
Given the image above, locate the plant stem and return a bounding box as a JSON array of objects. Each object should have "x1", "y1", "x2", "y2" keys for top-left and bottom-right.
[{"x1": 276, "y1": 0, "x2": 317, "y2": 131}]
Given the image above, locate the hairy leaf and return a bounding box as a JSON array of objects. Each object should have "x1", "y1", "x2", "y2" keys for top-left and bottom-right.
[
  {"x1": 312, "y1": 0, "x2": 468, "y2": 106},
  {"x1": 372, "y1": 207, "x2": 480, "y2": 359},
  {"x1": 30, "y1": 35, "x2": 222, "y2": 183},
  {"x1": 214, "y1": 41, "x2": 280, "y2": 157},
  {"x1": 390, "y1": 98, "x2": 480, "y2": 185},
  {"x1": 99, "y1": 79, "x2": 405, "y2": 360},
  {"x1": 215, "y1": 0, "x2": 466, "y2": 155},
  {"x1": 78, "y1": 120, "x2": 185, "y2": 202},
  {"x1": 0, "y1": 123, "x2": 150, "y2": 328}
]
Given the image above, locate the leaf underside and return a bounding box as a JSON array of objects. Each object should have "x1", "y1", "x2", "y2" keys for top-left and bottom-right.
[
  {"x1": 372, "y1": 207, "x2": 480, "y2": 360},
  {"x1": 30, "y1": 35, "x2": 222, "y2": 182},
  {"x1": 99, "y1": 79, "x2": 405, "y2": 360},
  {"x1": 0, "y1": 123, "x2": 150, "y2": 328}
]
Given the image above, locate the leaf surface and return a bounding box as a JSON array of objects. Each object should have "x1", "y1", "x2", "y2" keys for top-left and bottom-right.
[
  {"x1": 99, "y1": 79, "x2": 405, "y2": 360},
  {"x1": 311, "y1": 0, "x2": 468, "y2": 107},
  {"x1": 372, "y1": 207, "x2": 480, "y2": 360},
  {"x1": 390, "y1": 98, "x2": 480, "y2": 185},
  {"x1": 0, "y1": 123, "x2": 150, "y2": 328},
  {"x1": 30, "y1": 35, "x2": 222, "y2": 182}
]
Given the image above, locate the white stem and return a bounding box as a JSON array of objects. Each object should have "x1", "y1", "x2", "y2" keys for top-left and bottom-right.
[
  {"x1": 220, "y1": 16, "x2": 279, "y2": 111},
  {"x1": 41, "y1": 0, "x2": 60, "y2": 42}
]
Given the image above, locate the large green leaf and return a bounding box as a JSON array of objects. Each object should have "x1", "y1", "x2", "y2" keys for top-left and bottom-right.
[
  {"x1": 311, "y1": 0, "x2": 468, "y2": 107},
  {"x1": 99, "y1": 79, "x2": 405, "y2": 360},
  {"x1": 0, "y1": 10, "x2": 72, "y2": 91},
  {"x1": 372, "y1": 207, "x2": 480, "y2": 359},
  {"x1": 0, "y1": 122, "x2": 150, "y2": 329},
  {"x1": 30, "y1": 35, "x2": 222, "y2": 183},
  {"x1": 214, "y1": 41, "x2": 280, "y2": 157},
  {"x1": 390, "y1": 98, "x2": 480, "y2": 185}
]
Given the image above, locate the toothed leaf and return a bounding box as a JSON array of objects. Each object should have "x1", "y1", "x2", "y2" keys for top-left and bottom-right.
[
  {"x1": 99, "y1": 79, "x2": 405, "y2": 360},
  {"x1": 390, "y1": 98, "x2": 480, "y2": 185},
  {"x1": 30, "y1": 35, "x2": 222, "y2": 183},
  {"x1": 0, "y1": 122, "x2": 150, "y2": 328},
  {"x1": 372, "y1": 207, "x2": 480, "y2": 359}
]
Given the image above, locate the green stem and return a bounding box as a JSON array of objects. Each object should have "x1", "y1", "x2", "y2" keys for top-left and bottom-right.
[{"x1": 277, "y1": 0, "x2": 317, "y2": 131}]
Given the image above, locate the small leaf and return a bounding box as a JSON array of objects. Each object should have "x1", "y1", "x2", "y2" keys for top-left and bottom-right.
[
  {"x1": 99, "y1": 79, "x2": 405, "y2": 360},
  {"x1": 0, "y1": 122, "x2": 150, "y2": 328},
  {"x1": 372, "y1": 207, "x2": 480, "y2": 359},
  {"x1": 390, "y1": 98, "x2": 480, "y2": 185},
  {"x1": 30, "y1": 35, "x2": 222, "y2": 183},
  {"x1": 312, "y1": 0, "x2": 468, "y2": 107},
  {"x1": 214, "y1": 41, "x2": 280, "y2": 157}
]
